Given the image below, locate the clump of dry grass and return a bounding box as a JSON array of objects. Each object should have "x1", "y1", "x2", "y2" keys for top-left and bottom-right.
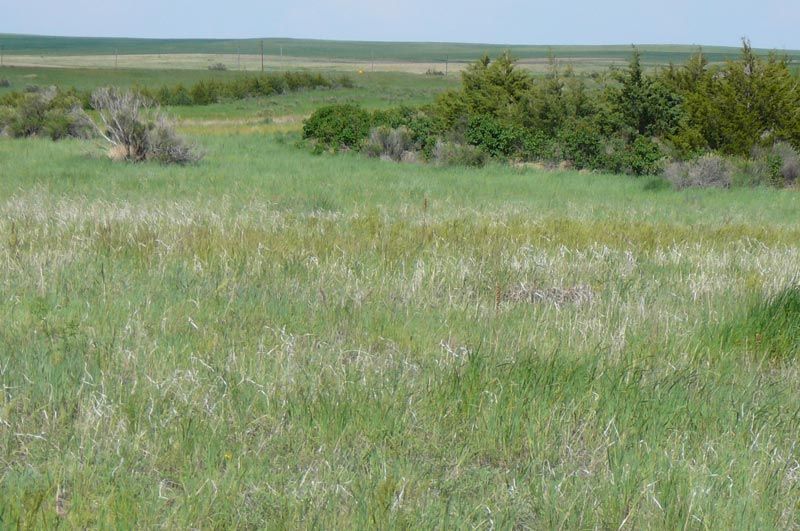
[
  {"x1": 502, "y1": 283, "x2": 595, "y2": 307},
  {"x1": 107, "y1": 144, "x2": 129, "y2": 161}
]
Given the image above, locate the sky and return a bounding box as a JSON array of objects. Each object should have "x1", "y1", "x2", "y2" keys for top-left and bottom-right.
[{"x1": 4, "y1": 0, "x2": 800, "y2": 49}]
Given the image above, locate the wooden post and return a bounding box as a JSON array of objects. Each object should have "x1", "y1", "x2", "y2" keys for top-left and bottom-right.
[
  {"x1": 260, "y1": 40, "x2": 264, "y2": 72},
  {"x1": 114, "y1": 49, "x2": 118, "y2": 69},
  {"x1": 445, "y1": 55, "x2": 448, "y2": 76}
]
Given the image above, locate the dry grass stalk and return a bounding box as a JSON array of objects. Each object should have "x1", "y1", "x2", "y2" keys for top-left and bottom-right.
[{"x1": 503, "y1": 283, "x2": 595, "y2": 308}]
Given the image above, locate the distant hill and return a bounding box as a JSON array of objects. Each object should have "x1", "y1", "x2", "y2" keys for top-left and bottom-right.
[{"x1": 2, "y1": 34, "x2": 799, "y2": 65}]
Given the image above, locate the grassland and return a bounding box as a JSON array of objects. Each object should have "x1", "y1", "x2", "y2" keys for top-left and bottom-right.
[
  {"x1": 3, "y1": 34, "x2": 800, "y2": 74},
  {"x1": 1, "y1": 52, "x2": 800, "y2": 528},
  {"x1": 4, "y1": 34, "x2": 800, "y2": 62}
]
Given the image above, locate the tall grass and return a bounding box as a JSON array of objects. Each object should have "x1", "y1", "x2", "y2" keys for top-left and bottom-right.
[{"x1": 0, "y1": 133, "x2": 799, "y2": 527}]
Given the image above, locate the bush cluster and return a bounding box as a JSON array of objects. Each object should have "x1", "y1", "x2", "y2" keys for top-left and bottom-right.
[
  {"x1": 0, "y1": 86, "x2": 91, "y2": 140},
  {"x1": 138, "y1": 71, "x2": 353, "y2": 107},
  {"x1": 1, "y1": 84, "x2": 202, "y2": 164},
  {"x1": 80, "y1": 87, "x2": 203, "y2": 165},
  {"x1": 303, "y1": 41, "x2": 800, "y2": 180},
  {"x1": 664, "y1": 154, "x2": 734, "y2": 189},
  {"x1": 432, "y1": 140, "x2": 487, "y2": 167},
  {"x1": 363, "y1": 126, "x2": 415, "y2": 161},
  {"x1": 751, "y1": 142, "x2": 800, "y2": 187},
  {"x1": 302, "y1": 104, "x2": 371, "y2": 151},
  {"x1": 1, "y1": 72, "x2": 353, "y2": 112}
]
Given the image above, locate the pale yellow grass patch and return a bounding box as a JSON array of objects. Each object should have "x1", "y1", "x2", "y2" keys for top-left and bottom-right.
[{"x1": 1, "y1": 53, "x2": 627, "y2": 75}]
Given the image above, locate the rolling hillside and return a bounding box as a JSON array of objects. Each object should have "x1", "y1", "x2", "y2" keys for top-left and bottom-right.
[{"x1": 2, "y1": 33, "x2": 799, "y2": 64}]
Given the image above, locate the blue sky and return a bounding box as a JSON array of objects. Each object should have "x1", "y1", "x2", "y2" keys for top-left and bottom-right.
[{"x1": 5, "y1": 0, "x2": 800, "y2": 49}]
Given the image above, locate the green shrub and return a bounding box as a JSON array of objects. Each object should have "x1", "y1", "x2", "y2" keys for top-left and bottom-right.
[
  {"x1": 157, "y1": 84, "x2": 193, "y2": 106},
  {"x1": 605, "y1": 135, "x2": 666, "y2": 176},
  {"x1": 0, "y1": 106, "x2": 15, "y2": 135},
  {"x1": 303, "y1": 104, "x2": 371, "y2": 150},
  {"x1": 42, "y1": 108, "x2": 91, "y2": 140},
  {"x1": 371, "y1": 106, "x2": 417, "y2": 129},
  {"x1": 190, "y1": 80, "x2": 221, "y2": 105},
  {"x1": 605, "y1": 49, "x2": 684, "y2": 138},
  {"x1": 459, "y1": 52, "x2": 533, "y2": 124},
  {"x1": 42, "y1": 109, "x2": 72, "y2": 140},
  {"x1": 285, "y1": 71, "x2": 331, "y2": 91},
  {"x1": 296, "y1": 46, "x2": 800, "y2": 181},
  {"x1": 662, "y1": 40, "x2": 800, "y2": 157},
  {"x1": 667, "y1": 125, "x2": 707, "y2": 160},
  {"x1": 0, "y1": 87, "x2": 89, "y2": 140},
  {"x1": 370, "y1": 106, "x2": 439, "y2": 154},
  {"x1": 139, "y1": 72, "x2": 349, "y2": 107},
  {"x1": 12, "y1": 91, "x2": 53, "y2": 136},
  {"x1": 465, "y1": 115, "x2": 525, "y2": 158},
  {"x1": 256, "y1": 75, "x2": 286, "y2": 96},
  {"x1": 556, "y1": 119, "x2": 605, "y2": 170},
  {"x1": 0, "y1": 90, "x2": 26, "y2": 108},
  {"x1": 0, "y1": 79, "x2": 10, "y2": 88},
  {"x1": 520, "y1": 130, "x2": 556, "y2": 162}
]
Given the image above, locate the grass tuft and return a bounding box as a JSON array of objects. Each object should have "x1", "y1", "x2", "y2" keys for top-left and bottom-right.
[{"x1": 722, "y1": 286, "x2": 800, "y2": 360}]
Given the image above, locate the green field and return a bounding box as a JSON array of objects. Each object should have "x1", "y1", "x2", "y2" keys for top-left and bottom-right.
[
  {"x1": 3, "y1": 34, "x2": 800, "y2": 72},
  {"x1": 0, "y1": 66, "x2": 456, "y2": 121},
  {"x1": 1, "y1": 45, "x2": 800, "y2": 528}
]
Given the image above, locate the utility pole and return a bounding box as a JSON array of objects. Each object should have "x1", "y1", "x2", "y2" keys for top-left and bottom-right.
[
  {"x1": 114, "y1": 49, "x2": 118, "y2": 69},
  {"x1": 445, "y1": 55, "x2": 448, "y2": 76},
  {"x1": 280, "y1": 45, "x2": 283, "y2": 62},
  {"x1": 237, "y1": 44, "x2": 240, "y2": 70},
  {"x1": 371, "y1": 50, "x2": 374, "y2": 73},
  {"x1": 1, "y1": 45, "x2": 4, "y2": 68},
  {"x1": 260, "y1": 40, "x2": 264, "y2": 72}
]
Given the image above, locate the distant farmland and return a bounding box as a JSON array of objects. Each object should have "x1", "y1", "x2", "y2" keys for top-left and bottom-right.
[{"x1": 2, "y1": 34, "x2": 799, "y2": 73}]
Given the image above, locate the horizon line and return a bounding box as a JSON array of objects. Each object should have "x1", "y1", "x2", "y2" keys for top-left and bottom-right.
[{"x1": 2, "y1": 32, "x2": 797, "y2": 52}]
